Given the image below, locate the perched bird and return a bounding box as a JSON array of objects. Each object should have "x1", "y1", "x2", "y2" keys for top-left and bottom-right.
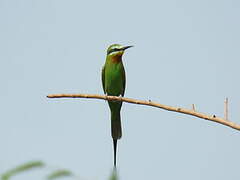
[{"x1": 102, "y1": 44, "x2": 133, "y2": 167}]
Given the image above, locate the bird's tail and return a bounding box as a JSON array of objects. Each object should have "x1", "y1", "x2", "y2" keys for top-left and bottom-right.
[
  {"x1": 113, "y1": 139, "x2": 117, "y2": 167},
  {"x1": 111, "y1": 110, "x2": 122, "y2": 167},
  {"x1": 111, "y1": 110, "x2": 122, "y2": 140}
]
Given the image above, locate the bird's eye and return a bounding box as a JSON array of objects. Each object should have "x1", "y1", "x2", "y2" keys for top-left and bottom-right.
[{"x1": 108, "y1": 48, "x2": 120, "y2": 55}]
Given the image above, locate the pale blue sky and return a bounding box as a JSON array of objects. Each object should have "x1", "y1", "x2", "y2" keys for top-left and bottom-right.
[{"x1": 1, "y1": 0, "x2": 240, "y2": 179}]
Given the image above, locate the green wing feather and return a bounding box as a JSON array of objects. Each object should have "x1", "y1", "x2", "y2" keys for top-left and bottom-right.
[
  {"x1": 101, "y1": 65, "x2": 106, "y2": 94},
  {"x1": 121, "y1": 66, "x2": 126, "y2": 96}
]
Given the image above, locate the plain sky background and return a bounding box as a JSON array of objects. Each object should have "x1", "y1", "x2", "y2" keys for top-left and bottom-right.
[{"x1": 1, "y1": 0, "x2": 240, "y2": 179}]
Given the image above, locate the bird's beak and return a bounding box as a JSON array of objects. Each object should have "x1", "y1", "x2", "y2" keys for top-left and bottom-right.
[{"x1": 121, "y1": 45, "x2": 133, "y2": 51}]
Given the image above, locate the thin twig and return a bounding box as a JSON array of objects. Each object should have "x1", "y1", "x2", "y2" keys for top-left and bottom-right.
[
  {"x1": 224, "y1": 97, "x2": 229, "y2": 121},
  {"x1": 192, "y1": 104, "x2": 196, "y2": 111},
  {"x1": 47, "y1": 94, "x2": 240, "y2": 131}
]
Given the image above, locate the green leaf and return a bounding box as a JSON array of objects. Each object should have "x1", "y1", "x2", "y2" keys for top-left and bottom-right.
[
  {"x1": 109, "y1": 168, "x2": 118, "y2": 180},
  {"x1": 1, "y1": 161, "x2": 44, "y2": 180},
  {"x1": 47, "y1": 169, "x2": 72, "y2": 180}
]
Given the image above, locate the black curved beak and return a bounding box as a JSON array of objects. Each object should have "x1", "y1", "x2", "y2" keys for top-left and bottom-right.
[{"x1": 122, "y1": 45, "x2": 133, "y2": 51}]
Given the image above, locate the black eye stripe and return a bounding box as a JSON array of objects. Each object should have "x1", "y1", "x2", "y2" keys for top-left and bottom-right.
[{"x1": 107, "y1": 48, "x2": 121, "y2": 55}]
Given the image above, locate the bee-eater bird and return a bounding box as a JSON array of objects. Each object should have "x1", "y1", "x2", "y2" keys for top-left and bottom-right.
[{"x1": 102, "y1": 44, "x2": 133, "y2": 167}]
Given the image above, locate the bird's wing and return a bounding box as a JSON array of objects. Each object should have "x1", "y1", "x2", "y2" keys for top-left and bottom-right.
[
  {"x1": 122, "y1": 67, "x2": 126, "y2": 96},
  {"x1": 101, "y1": 65, "x2": 106, "y2": 94}
]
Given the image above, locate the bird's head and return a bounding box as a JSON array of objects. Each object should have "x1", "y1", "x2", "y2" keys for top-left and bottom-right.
[{"x1": 107, "y1": 44, "x2": 133, "y2": 57}]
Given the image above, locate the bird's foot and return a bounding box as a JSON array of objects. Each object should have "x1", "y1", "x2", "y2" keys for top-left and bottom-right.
[{"x1": 116, "y1": 95, "x2": 123, "y2": 103}]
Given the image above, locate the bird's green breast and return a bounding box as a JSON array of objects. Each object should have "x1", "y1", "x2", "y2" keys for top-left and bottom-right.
[{"x1": 104, "y1": 59, "x2": 125, "y2": 96}]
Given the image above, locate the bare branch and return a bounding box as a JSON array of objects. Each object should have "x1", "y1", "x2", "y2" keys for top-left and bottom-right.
[{"x1": 47, "y1": 94, "x2": 240, "y2": 131}]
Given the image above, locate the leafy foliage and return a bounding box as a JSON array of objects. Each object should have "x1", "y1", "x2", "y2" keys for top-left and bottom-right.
[
  {"x1": 1, "y1": 161, "x2": 118, "y2": 180},
  {"x1": 109, "y1": 168, "x2": 118, "y2": 180},
  {"x1": 47, "y1": 169, "x2": 73, "y2": 180},
  {"x1": 1, "y1": 161, "x2": 44, "y2": 180}
]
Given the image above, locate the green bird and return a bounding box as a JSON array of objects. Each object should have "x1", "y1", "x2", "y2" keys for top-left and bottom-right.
[{"x1": 102, "y1": 44, "x2": 133, "y2": 167}]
